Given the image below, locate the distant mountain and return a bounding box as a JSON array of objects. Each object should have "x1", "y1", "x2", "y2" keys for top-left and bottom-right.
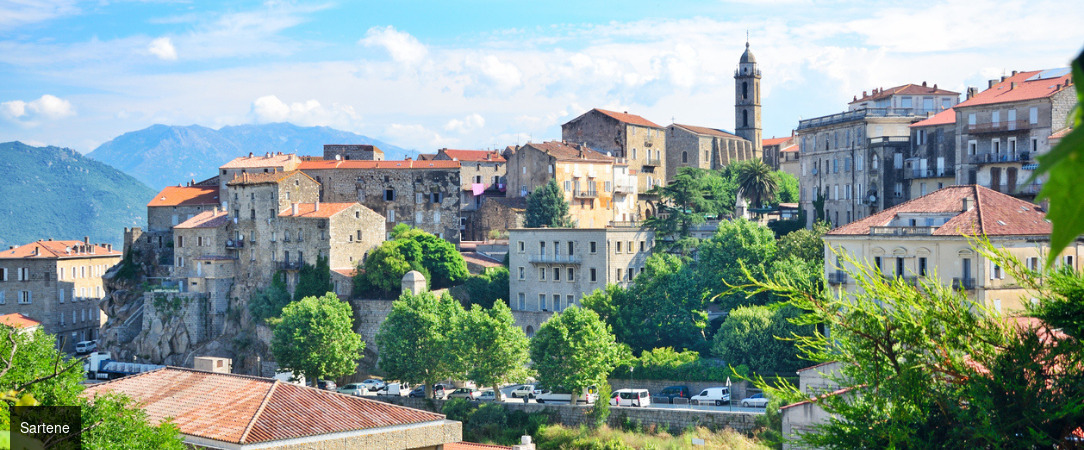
[
  {"x1": 87, "y1": 123, "x2": 414, "y2": 190},
  {"x1": 0, "y1": 142, "x2": 155, "y2": 248}
]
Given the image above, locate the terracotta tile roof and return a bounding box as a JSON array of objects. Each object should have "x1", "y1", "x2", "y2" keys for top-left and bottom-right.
[
  {"x1": 762, "y1": 136, "x2": 794, "y2": 147},
  {"x1": 522, "y1": 141, "x2": 613, "y2": 162},
  {"x1": 0, "y1": 313, "x2": 41, "y2": 329},
  {"x1": 827, "y1": 185, "x2": 1051, "y2": 237},
  {"x1": 779, "y1": 143, "x2": 798, "y2": 153},
  {"x1": 81, "y1": 367, "x2": 445, "y2": 445},
  {"x1": 910, "y1": 107, "x2": 956, "y2": 128},
  {"x1": 225, "y1": 170, "x2": 315, "y2": 187},
  {"x1": 849, "y1": 83, "x2": 960, "y2": 104},
  {"x1": 220, "y1": 153, "x2": 302, "y2": 170},
  {"x1": 438, "y1": 149, "x2": 506, "y2": 163},
  {"x1": 1049, "y1": 127, "x2": 1072, "y2": 140},
  {"x1": 956, "y1": 69, "x2": 1072, "y2": 108},
  {"x1": 460, "y1": 252, "x2": 503, "y2": 269},
  {"x1": 298, "y1": 159, "x2": 461, "y2": 170},
  {"x1": 331, "y1": 268, "x2": 357, "y2": 277},
  {"x1": 446, "y1": 442, "x2": 512, "y2": 450},
  {"x1": 278, "y1": 202, "x2": 358, "y2": 219},
  {"x1": 147, "y1": 185, "x2": 220, "y2": 208},
  {"x1": 174, "y1": 210, "x2": 230, "y2": 229},
  {"x1": 591, "y1": 108, "x2": 663, "y2": 128},
  {"x1": 0, "y1": 240, "x2": 121, "y2": 259},
  {"x1": 672, "y1": 124, "x2": 742, "y2": 139}
]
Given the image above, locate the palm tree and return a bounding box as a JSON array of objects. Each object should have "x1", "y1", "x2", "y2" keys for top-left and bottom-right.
[{"x1": 735, "y1": 159, "x2": 778, "y2": 209}]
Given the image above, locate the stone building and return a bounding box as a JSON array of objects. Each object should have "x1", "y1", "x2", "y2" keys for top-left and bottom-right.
[
  {"x1": 217, "y1": 152, "x2": 303, "y2": 199},
  {"x1": 562, "y1": 109, "x2": 666, "y2": 217},
  {"x1": 823, "y1": 185, "x2": 1079, "y2": 315},
  {"x1": 298, "y1": 159, "x2": 462, "y2": 243},
  {"x1": 433, "y1": 148, "x2": 507, "y2": 239},
  {"x1": 797, "y1": 83, "x2": 960, "y2": 228},
  {"x1": 464, "y1": 197, "x2": 526, "y2": 242},
  {"x1": 504, "y1": 141, "x2": 638, "y2": 227},
  {"x1": 323, "y1": 144, "x2": 384, "y2": 161},
  {"x1": 147, "y1": 179, "x2": 221, "y2": 233},
  {"x1": 507, "y1": 226, "x2": 654, "y2": 335},
  {"x1": 665, "y1": 124, "x2": 758, "y2": 180},
  {"x1": 763, "y1": 135, "x2": 799, "y2": 178},
  {"x1": 906, "y1": 108, "x2": 957, "y2": 199},
  {"x1": 953, "y1": 69, "x2": 1076, "y2": 198},
  {"x1": 734, "y1": 41, "x2": 763, "y2": 157},
  {"x1": 0, "y1": 239, "x2": 122, "y2": 352}
]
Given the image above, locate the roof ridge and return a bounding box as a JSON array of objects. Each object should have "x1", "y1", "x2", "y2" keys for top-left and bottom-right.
[
  {"x1": 240, "y1": 380, "x2": 279, "y2": 444},
  {"x1": 972, "y1": 185, "x2": 985, "y2": 235}
]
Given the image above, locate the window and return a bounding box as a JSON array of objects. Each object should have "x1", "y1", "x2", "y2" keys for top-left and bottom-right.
[
  {"x1": 0, "y1": 292, "x2": 5, "y2": 304},
  {"x1": 968, "y1": 113, "x2": 976, "y2": 126},
  {"x1": 605, "y1": 181, "x2": 612, "y2": 192},
  {"x1": 627, "y1": 241, "x2": 633, "y2": 253},
  {"x1": 1030, "y1": 107, "x2": 1038, "y2": 124},
  {"x1": 833, "y1": 185, "x2": 839, "y2": 200},
  {"x1": 856, "y1": 155, "x2": 863, "y2": 171},
  {"x1": 901, "y1": 96, "x2": 913, "y2": 108},
  {"x1": 872, "y1": 155, "x2": 879, "y2": 169},
  {"x1": 640, "y1": 241, "x2": 645, "y2": 252},
  {"x1": 568, "y1": 241, "x2": 574, "y2": 255},
  {"x1": 893, "y1": 152, "x2": 903, "y2": 168},
  {"x1": 58, "y1": 289, "x2": 64, "y2": 303},
  {"x1": 553, "y1": 267, "x2": 560, "y2": 281},
  {"x1": 539, "y1": 294, "x2": 547, "y2": 311},
  {"x1": 567, "y1": 295, "x2": 574, "y2": 308},
  {"x1": 18, "y1": 267, "x2": 29, "y2": 281},
  {"x1": 19, "y1": 291, "x2": 31, "y2": 304},
  {"x1": 919, "y1": 257, "x2": 928, "y2": 276},
  {"x1": 387, "y1": 210, "x2": 395, "y2": 222},
  {"x1": 384, "y1": 189, "x2": 395, "y2": 201},
  {"x1": 1026, "y1": 257, "x2": 1041, "y2": 272},
  {"x1": 682, "y1": 151, "x2": 688, "y2": 163},
  {"x1": 416, "y1": 193, "x2": 424, "y2": 204},
  {"x1": 590, "y1": 268, "x2": 597, "y2": 282},
  {"x1": 567, "y1": 268, "x2": 574, "y2": 281},
  {"x1": 0, "y1": 267, "x2": 6, "y2": 281},
  {"x1": 992, "y1": 110, "x2": 1000, "y2": 125},
  {"x1": 616, "y1": 268, "x2": 623, "y2": 281},
  {"x1": 832, "y1": 158, "x2": 838, "y2": 173},
  {"x1": 874, "y1": 256, "x2": 883, "y2": 274},
  {"x1": 518, "y1": 267, "x2": 524, "y2": 280},
  {"x1": 539, "y1": 268, "x2": 546, "y2": 281},
  {"x1": 991, "y1": 263, "x2": 1004, "y2": 280},
  {"x1": 518, "y1": 293, "x2": 525, "y2": 310},
  {"x1": 1032, "y1": 138, "x2": 1039, "y2": 152},
  {"x1": 942, "y1": 98, "x2": 952, "y2": 110},
  {"x1": 616, "y1": 241, "x2": 622, "y2": 253},
  {"x1": 518, "y1": 241, "x2": 525, "y2": 253},
  {"x1": 553, "y1": 294, "x2": 561, "y2": 311},
  {"x1": 415, "y1": 211, "x2": 424, "y2": 224},
  {"x1": 1065, "y1": 255, "x2": 1075, "y2": 269},
  {"x1": 896, "y1": 257, "x2": 905, "y2": 277},
  {"x1": 430, "y1": 192, "x2": 443, "y2": 203},
  {"x1": 968, "y1": 140, "x2": 978, "y2": 155},
  {"x1": 844, "y1": 157, "x2": 851, "y2": 172},
  {"x1": 177, "y1": 236, "x2": 184, "y2": 248},
  {"x1": 540, "y1": 241, "x2": 546, "y2": 254}
]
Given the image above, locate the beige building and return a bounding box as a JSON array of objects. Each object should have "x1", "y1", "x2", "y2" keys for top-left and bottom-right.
[
  {"x1": 665, "y1": 124, "x2": 758, "y2": 181},
  {"x1": 147, "y1": 179, "x2": 220, "y2": 233},
  {"x1": 953, "y1": 69, "x2": 1076, "y2": 198},
  {"x1": 0, "y1": 239, "x2": 122, "y2": 352},
  {"x1": 507, "y1": 226, "x2": 654, "y2": 334},
  {"x1": 505, "y1": 141, "x2": 638, "y2": 227},
  {"x1": 763, "y1": 135, "x2": 798, "y2": 178},
  {"x1": 823, "y1": 185, "x2": 1079, "y2": 315}
]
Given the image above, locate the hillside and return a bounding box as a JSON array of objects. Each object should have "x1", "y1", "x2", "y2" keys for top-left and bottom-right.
[
  {"x1": 87, "y1": 122, "x2": 414, "y2": 189},
  {"x1": 0, "y1": 142, "x2": 155, "y2": 248}
]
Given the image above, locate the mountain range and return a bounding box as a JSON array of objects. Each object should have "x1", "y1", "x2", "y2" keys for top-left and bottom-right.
[
  {"x1": 87, "y1": 123, "x2": 414, "y2": 190},
  {"x1": 0, "y1": 142, "x2": 155, "y2": 248}
]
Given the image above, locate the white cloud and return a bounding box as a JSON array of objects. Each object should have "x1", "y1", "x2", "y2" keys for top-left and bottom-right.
[
  {"x1": 1, "y1": 100, "x2": 26, "y2": 120},
  {"x1": 359, "y1": 26, "x2": 428, "y2": 65},
  {"x1": 148, "y1": 37, "x2": 178, "y2": 60},
  {"x1": 0, "y1": 0, "x2": 79, "y2": 28},
  {"x1": 444, "y1": 113, "x2": 485, "y2": 133},
  {"x1": 1, "y1": 95, "x2": 75, "y2": 123},
  {"x1": 249, "y1": 95, "x2": 359, "y2": 128},
  {"x1": 384, "y1": 123, "x2": 457, "y2": 149}
]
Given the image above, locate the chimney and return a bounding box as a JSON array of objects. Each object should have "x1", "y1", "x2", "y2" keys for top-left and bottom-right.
[
  {"x1": 47, "y1": 238, "x2": 52, "y2": 241},
  {"x1": 862, "y1": 90, "x2": 867, "y2": 97},
  {"x1": 967, "y1": 87, "x2": 979, "y2": 99},
  {"x1": 922, "y1": 81, "x2": 927, "y2": 87},
  {"x1": 988, "y1": 80, "x2": 997, "y2": 88},
  {"x1": 249, "y1": 152, "x2": 253, "y2": 158},
  {"x1": 1001, "y1": 75, "x2": 1008, "y2": 82},
  {"x1": 933, "y1": 83, "x2": 937, "y2": 90},
  {"x1": 1012, "y1": 70, "x2": 1018, "y2": 76},
  {"x1": 291, "y1": 202, "x2": 298, "y2": 216},
  {"x1": 33, "y1": 246, "x2": 39, "y2": 256},
  {"x1": 84, "y1": 236, "x2": 89, "y2": 245},
  {"x1": 962, "y1": 196, "x2": 973, "y2": 211},
  {"x1": 1011, "y1": 82, "x2": 1017, "y2": 90}
]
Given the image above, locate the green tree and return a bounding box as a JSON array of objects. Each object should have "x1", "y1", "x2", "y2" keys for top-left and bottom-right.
[
  {"x1": 376, "y1": 291, "x2": 465, "y2": 398},
  {"x1": 396, "y1": 228, "x2": 469, "y2": 288},
  {"x1": 734, "y1": 159, "x2": 778, "y2": 208},
  {"x1": 270, "y1": 293, "x2": 364, "y2": 387},
  {"x1": 711, "y1": 305, "x2": 812, "y2": 375},
  {"x1": 249, "y1": 272, "x2": 291, "y2": 323},
  {"x1": 293, "y1": 255, "x2": 334, "y2": 301},
  {"x1": 698, "y1": 219, "x2": 777, "y2": 309},
  {"x1": 644, "y1": 168, "x2": 708, "y2": 245},
  {"x1": 455, "y1": 302, "x2": 530, "y2": 401},
  {"x1": 776, "y1": 221, "x2": 831, "y2": 264},
  {"x1": 526, "y1": 180, "x2": 573, "y2": 228},
  {"x1": 462, "y1": 266, "x2": 509, "y2": 309},
  {"x1": 354, "y1": 227, "x2": 466, "y2": 296},
  {"x1": 770, "y1": 170, "x2": 799, "y2": 206},
  {"x1": 529, "y1": 307, "x2": 629, "y2": 403}
]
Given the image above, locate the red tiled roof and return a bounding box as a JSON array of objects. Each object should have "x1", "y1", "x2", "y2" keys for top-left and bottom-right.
[
  {"x1": 591, "y1": 108, "x2": 663, "y2": 128},
  {"x1": 438, "y1": 149, "x2": 506, "y2": 163},
  {"x1": 147, "y1": 185, "x2": 219, "y2": 208},
  {"x1": 779, "y1": 143, "x2": 798, "y2": 153},
  {"x1": 762, "y1": 136, "x2": 793, "y2": 147},
  {"x1": 174, "y1": 210, "x2": 230, "y2": 229},
  {"x1": 81, "y1": 367, "x2": 445, "y2": 445},
  {"x1": 0, "y1": 240, "x2": 121, "y2": 259},
  {"x1": 0, "y1": 313, "x2": 41, "y2": 329},
  {"x1": 460, "y1": 252, "x2": 503, "y2": 269},
  {"x1": 850, "y1": 83, "x2": 959, "y2": 104},
  {"x1": 225, "y1": 170, "x2": 315, "y2": 186},
  {"x1": 1049, "y1": 127, "x2": 1072, "y2": 140},
  {"x1": 220, "y1": 153, "x2": 302, "y2": 169},
  {"x1": 911, "y1": 107, "x2": 956, "y2": 128},
  {"x1": 331, "y1": 268, "x2": 357, "y2": 277},
  {"x1": 298, "y1": 159, "x2": 460, "y2": 170},
  {"x1": 672, "y1": 124, "x2": 742, "y2": 139},
  {"x1": 522, "y1": 141, "x2": 613, "y2": 162},
  {"x1": 955, "y1": 69, "x2": 1072, "y2": 108},
  {"x1": 278, "y1": 202, "x2": 358, "y2": 219},
  {"x1": 828, "y1": 185, "x2": 1050, "y2": 237},
  {"x1": 446, "y1": 442, "x2": 512, "y2": 450}
]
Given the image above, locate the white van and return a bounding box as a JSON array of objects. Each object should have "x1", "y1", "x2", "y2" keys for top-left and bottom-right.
[
  {"x1": 380, "y1": 382, "x2": 410, "y2": 396},
  {"x1": 75, "y1": 341, "x2": 97, "y2": 354},
  {"x1": 535, "y1": 385, "x2": 599, "y2": 404},
  {"x1": 610, "y1": 389, "x2": 651, "y2": 407},
  {"x1": 690, "y1": 387, "x2": 731, "y2": 406}
]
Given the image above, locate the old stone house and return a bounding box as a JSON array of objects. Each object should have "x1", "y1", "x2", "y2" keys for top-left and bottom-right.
[
  {"x1": 665, "y1": 124, "x2": 758, "y2": 181},
  {"x1": 907, "y1": 108, "x2": 957, "y2": 199},
  {"x1": 763, "y1": 135, "x2": 799, "y2": 178},
  {"x1": 323, "y1": 144, "x2": 384, "y2": 161},
  {"x1": 217, "y1": 152, "x2": 303, "y2": 200},
  {"x1": 433, "y1": 148, "x2": 507, "y2": 240}
]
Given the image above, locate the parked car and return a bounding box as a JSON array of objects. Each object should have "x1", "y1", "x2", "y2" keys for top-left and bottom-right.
[
  {"x1": 360, "y1": 378, "x2": 386, "y2": 392},
  {"x1": 610, "y1": 389, "x2": 651, "y2": 407},
  {"x1": 447, "y1": 387, "x2": 482, "y2": 400},
  {"x1": 336, "y1": 383, "x2": 367, "y2": 396},
  {"x1": 535, "y1": 385, "x2": 599, "y2": 404},
  {"x1": 509, "y1": 384, "x2": 539, "y2": 399},
  {"x1": 75, "y1": 340, "x2": 97, "y2": 354},
  {"x1": 690, "y1": 387, "x2": 730, "y2": 406},
  {"x1": 657, "y1": 385, "x2": 692, "y2": 404},
  {"x1": 380, "y1": 382, "x2": 410, "y2": 396},
  {"x1": 409, "y1": 384, "x2": 451, "y2": 399},
  {"x1": 408, "y1": 386, "x2": 427, "y2": 398},
  {"x1": 317, "y1": 380, "x2": 337, "y2": 391},
  {"x1": 477, "y1": 389, "x2": 497, "y2": 401},
  {"x1": 741, "y1": 393, "x2": 769, "y2": 408}
]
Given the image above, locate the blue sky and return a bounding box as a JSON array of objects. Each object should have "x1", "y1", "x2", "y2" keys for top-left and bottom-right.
[{"x1": 1, "y1": 0, "x2": 1081, "y2": 153}]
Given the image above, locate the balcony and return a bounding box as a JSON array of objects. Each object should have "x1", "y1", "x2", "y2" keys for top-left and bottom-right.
[
  {"x1": 969, "y1": 152, "x2": 1031, "y2": 165},
  {"x1": 528, "y1": 254, "x2": 582, "y2": 264},
  {"x1": 952, "y1": 277, "x2": 976, "y2": 290},
  {"x1": 869, "y1": 226, "x2": 936, "y2": 236},
  {"x1": 988, "y1": 182, "x2": 1043, "y2": 196},
  {"x1": 797, "y1": 108, "x2": 939, "y2": 130},
  {"x1": 225, "y1": 240, "x2": 244, "y2": 250},
  {"x1": 573, "y1": 190, "x2": 599, "y2": 199},
  {"x1": 827, "y1": 272, "x2": 848, "y2": 285},
  {"x1": 904, "y1": 168, "x2": 955, "y2": 180},
  {"x1": 279, "y1": 261, "x2": 303, "y2": 271},
  {"x1": 613, "y1": 182, "x2": 635, "y2": 193},
  {"x1": 868, "y1": 136, "x2": 911, "y2": 145},
  {"x1": 967, "y1": 120, "x2": 1032, "y2": 134},
  {"x1": 643, "y1": 158, "x2": 662, "y2": 167}
]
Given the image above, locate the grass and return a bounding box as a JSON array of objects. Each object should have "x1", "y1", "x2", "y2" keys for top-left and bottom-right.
[{"x1": 533, "y1": 424, "x2": 769, "y2": 450}]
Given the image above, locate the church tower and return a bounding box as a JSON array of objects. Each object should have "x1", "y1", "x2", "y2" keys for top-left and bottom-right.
[{"x1": 735, "y1": 40, "x2": 762, "y2": 156}]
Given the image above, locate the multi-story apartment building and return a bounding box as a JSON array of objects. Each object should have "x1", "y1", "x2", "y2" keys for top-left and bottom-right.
[
  {"x1": 906, "y1": 108, "x2": 957, "y2": 199},
  {"x1": 507, "y1": 226, "x2": 654, "y2": 316},
  {"x1": 953, "y1": 69, "x2": 1075, "y2": 197},
  {"x1": 434, "y1": 148, "x2": 506, "y2": 212},
  {"x1": 763, "y1": 135, "x2": 798, "y2": 178},
  {"x1": 823, "y1": 185, "x2": 1079, "y2": 315},
  {"x1": 217, "y1": 152, "x2": 302, "y2": 199},
  {"x1": 505, "y1": 141, "x2": 638, "y2": 227},
  {"x1": 665, "y1": 124, "x2": 758, "y2": 180},
  {"x1": 0, "y1": 239, "x2": 122, "y2": 351},
  {"x1": 147, "y1": 178, "x2": 220, "y2": 233},
  {"x1": 296, "y1": 158, "x2": 461, "y2": 242},
  {"x1": 797, "y1": 83, "x2": 959, "y2": 228},
  {"x1": 562, "y1": 109, "x2": 666, "y2": 217}
]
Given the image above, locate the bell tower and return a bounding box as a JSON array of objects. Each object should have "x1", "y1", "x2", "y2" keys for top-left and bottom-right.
[{"x1": 735, "y1": 39, "x2": 762, "y2": 156}]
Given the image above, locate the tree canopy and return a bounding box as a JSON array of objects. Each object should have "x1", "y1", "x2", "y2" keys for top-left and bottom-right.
[
  {"x1": 461, "y1": 266, "x2": 509, "y2": 309},
  {"x1": 454, "y1": 302, "x2": 530, "y2": 400},
  {"x1": 270, "y1": 293, "x2": 364, "y2": 386},
  {"x1": 529, "y1": 307, "x2": 629, "y2": 397},
  {"x1": 711, "y1": 305, "x2": 812, "y2": 375},
  {"x1": 354, "y1": 226, "x2": 466, "y2": 298},
  {"x1": 293, "y1": 255, "x2": 333, "y2": 301},
  {"x1": 734, "y1": 159, "x2": 779, "y2": 208},
  {"x1": 249, "y1": 271, "x2": 291, "y2": 323},
  {"x1": 376, "y1": 291, "x2": 465, "y2": 398},
  {"x1": 526, "y1": 180, "x2": 573, "y2": 228},
  {"x1": 698, "y1": 218, "x2": 778, "y2": 310}
]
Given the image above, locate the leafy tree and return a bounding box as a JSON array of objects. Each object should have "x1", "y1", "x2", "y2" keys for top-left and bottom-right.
[
  {"x1": 812, "y1": 186, "x2": 827, "y2": 223},
  {"x1": 462, "y1": 266, "x2": 510, "y2": 309},
  {"x1": 644, "y1": 168, "x2": 708, "y2": 244},
  {"x1": 734, "y1": 159, "x2": 778, "y2": 208},
  {"x1": 396, "y1": 228, "x2": 469, "y2": 288},
  {"x1": 711, "y1": 305, "x2": 812, "y2": 375},
  {"x1": 529, "y1": 307, "x2": 629, "y2": 403},
  {"x1": 698, "y1": 219, "x2": 777, "y2": 309},
  {"x1": 776, "y1": 221, "x2": 830, "y2": 264},
  {"x1": 376, "y1": 291, "x2": 465, "y2": 398},
  {"x1": 80, "y1": 393, "x2": 185, "y2": 449},
  {"x1": 770, "y1": 170, "x2": 799, "y2": 206},
  {"x1": 354, "y1": 227, "x2": 466, "y2": 297},
  {"x1": 270, "y1": 293, "x2": 364, "y2": 386},
  {"x1": 293, "y1": 255, "x2": 333, "y2": 301},
  {"x1": 526, "y1": 180, "x2": 573, "y2": 228},
  {"x1": 249, "y1": 272, "x2": 291, "y2": 323},
  {"x1": 454, "y1": 302, "x2": 530, "y2": 401}
]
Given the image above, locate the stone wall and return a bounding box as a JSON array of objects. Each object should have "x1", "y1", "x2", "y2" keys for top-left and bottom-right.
[
  {"x1": 323, "y1": 144, "x2": 384, "y2": 161},
  {"x1": 510, "y1": 309, "x2": 554, "y2": 338},
  {"x1": 137, "y1": 291, "x2": 209, "y2": 364}
]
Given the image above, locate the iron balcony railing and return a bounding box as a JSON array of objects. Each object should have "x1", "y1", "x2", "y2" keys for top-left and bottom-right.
[
  {"x1": 279, "y1": 261, "x2": 303, "y2": 271},
  {"x1": 798, "y1": 108, "x2": 939, "y2": 130},
  {"x1": 952, "y1": 277, "x2": 976, "y2": 290},
  {"x1": 904, "y1": 168, "x2": 955, "y2": 179},
  {"x1": 869, "y1": 226, "x2": 937, "y2": 236},
  {"x1": 573, "y1": 190, "x2": 599, "y2": 198},
  {"x1": 967, "y1": 120, "x2": 1032, "y2": 134},
  {"x1": 225, "y1": 240, "x2": 244, "y2": 249},
  {"x1": 969, "y1": 152, "x2": 1031, "y2": 164},
  {"x1": 643, "y1": 158, "x2": 662, "y2": 167},
  {"x1": 528, "y1": 254, "x2": 582, "y2": 264}
]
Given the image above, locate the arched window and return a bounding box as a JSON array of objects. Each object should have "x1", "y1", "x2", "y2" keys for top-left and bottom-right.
[
  {"x1": 681, "y1": 151, "x2": 688, "y2": 163},
  {"x1": 742, "y1": 81, "x2": 748, "y2": 100},
  {"x1": 742, "y1": 110, "x2": 749, "y2": 127}
]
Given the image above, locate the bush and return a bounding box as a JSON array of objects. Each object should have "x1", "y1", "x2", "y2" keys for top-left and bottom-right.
[{"x1": 612, "y1": 347, "x2": 732, "y2": 382}]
